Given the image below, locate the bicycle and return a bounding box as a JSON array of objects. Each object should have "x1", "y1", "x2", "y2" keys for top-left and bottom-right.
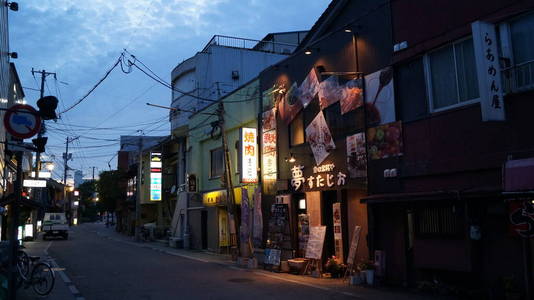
[{"x1": 16, "y1": 250, "x2": 55, "y2": 296}]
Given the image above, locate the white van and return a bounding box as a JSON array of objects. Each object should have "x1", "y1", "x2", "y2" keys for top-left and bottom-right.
[{"x1": 43, "y1": 212, "x2": 69, "y2": 240}]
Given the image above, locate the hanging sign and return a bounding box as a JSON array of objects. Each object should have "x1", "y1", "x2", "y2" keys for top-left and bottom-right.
[
  {"x1": 3, "y1": 104, "x2": 42, "y2": 139},
  {"x1": 472, "y1": 21, "x2": 505, "y2": 121},
  {"x1": 240, "y1": 127, "x2": 258, "y2": 183},
  {"x1": 23, "y1": 179, "x2": 47, "y2": 188},
  {"x1": 149, "y1": 152, "x2": 162, "y2": 201},
  {"x1": 509, "y1": 200, "x2": 534, "y2": 238}
]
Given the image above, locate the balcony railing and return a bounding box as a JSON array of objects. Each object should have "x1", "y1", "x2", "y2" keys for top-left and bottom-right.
[
  {"x1": 201, "y1": 35, "x2": 297, "y2": 55},
  {"x1": 502, "y1": 59, "x2": 534, "y2": 94}
]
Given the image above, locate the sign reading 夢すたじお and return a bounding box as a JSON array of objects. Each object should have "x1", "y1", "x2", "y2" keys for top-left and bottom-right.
[
  {"x1": 291, "y1": 163, "x2": 347, "y2": 192},
  {"x1": 241, "y1": 127, "x2": 258, "y2": 183}
]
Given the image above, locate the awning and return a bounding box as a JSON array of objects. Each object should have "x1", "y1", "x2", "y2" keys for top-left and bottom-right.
[
  {"x1": 361, "y1": 188, "x2": 501, "y2": 204},
  {"x1": 504, "y1": 157, "x2": 534, "y2": 192}
]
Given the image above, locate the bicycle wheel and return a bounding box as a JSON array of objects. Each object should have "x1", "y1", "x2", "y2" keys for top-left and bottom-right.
[
  {"x1": 30, "y1": 262, "x2": 55, "y2": 296},
  {"x1": 17, "y1": 250, "x2": 30, "y2": 280}
]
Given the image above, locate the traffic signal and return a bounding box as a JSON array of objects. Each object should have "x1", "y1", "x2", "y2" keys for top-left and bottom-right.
[
  {"x1": 32, "y1": 136, "x2": 48, "y2": 153},
  {"x1": 36, "y1": 95, "x2": 58, "y2": 120}
]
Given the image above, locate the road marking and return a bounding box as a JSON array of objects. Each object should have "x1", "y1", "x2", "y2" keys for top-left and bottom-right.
[
  {"x1": 44, "y1": 241, "x2": 52, "y2": 255},
  {"x1": 68, "y1": 285, "x2": 80, "y2": 294}
]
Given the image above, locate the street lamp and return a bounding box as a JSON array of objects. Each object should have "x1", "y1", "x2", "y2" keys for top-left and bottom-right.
[{"x1": 45, "y1": 162, "x2": 55, "y2": 171}]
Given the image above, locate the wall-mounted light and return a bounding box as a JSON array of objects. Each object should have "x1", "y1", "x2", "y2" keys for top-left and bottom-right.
[
  {"x1": 299, "y1": 199, "x2": 306, "y2": 210},
  {"x1": 285, "y1": 153, "x2": 296, "y2": 163},
  {"x1": 344, "y1": 27, "x2": 352, "y2": 33},
  {"x1": 304, "y1": 48, "x2": 312, "y2": 55},
  {"x1": 6, "y1": 2, "x2": 18, "y2": 11}
]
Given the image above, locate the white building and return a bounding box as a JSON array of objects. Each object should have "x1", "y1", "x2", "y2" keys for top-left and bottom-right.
[{"x1": 170, "y1": 33, "x2": 306, "y2": 134}]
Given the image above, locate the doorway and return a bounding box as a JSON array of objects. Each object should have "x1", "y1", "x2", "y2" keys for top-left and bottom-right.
[{"x1": 322, "y1": 190, "x2": 337, "y2": 261}]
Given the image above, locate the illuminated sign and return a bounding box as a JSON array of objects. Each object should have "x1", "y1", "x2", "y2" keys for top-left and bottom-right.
[
  {"x1": 203, "y1": 190, "x2": 227, "y2": 206},
  {"x1": 261, "y1": 109, "x2": 277, "y2": 181},
  {"x1": 150, "y1": 152, "x2": 162, "y2": 201},
  {"x1": 241, "y1": 127, "x2": 258, "y2": 183},
  {"x1": 23, "y1": 179, "x2": 47, "y2": 188},
  {"x1": 31, "y1": 171, "x2": 52, "y2": 178}
]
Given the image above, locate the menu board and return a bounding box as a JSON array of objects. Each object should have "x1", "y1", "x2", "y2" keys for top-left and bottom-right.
[
  {"x1": 305, "y1": 226, "x2": 326, "y2": 260},
  {"x1": 346, "y1": 226, "x2": 362, "y2": 265},
  {"x1": 264, "y1": 248, "x2": 281, "y2": 266}
]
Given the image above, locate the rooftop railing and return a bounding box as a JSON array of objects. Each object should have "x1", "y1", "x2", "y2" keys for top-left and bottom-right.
[
  {"x1": 202, "y1": 35, "x2": 297, "y2": 54},
  {"x1": 502, "y1": 59, "x2": 534, "y2": 94}
]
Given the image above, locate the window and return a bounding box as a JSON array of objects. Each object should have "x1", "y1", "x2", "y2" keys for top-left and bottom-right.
[
  {"x1": 210, "y1": 148, "x2": 224, "y2": 178},
  {"x1": 289, "y1": 112, "x2": 305, "y2": 146},
  {"x1": 510, "y1": 13, "x2": 534, "y2": 65},
  {"x1": 415, "y1": 205, "x2": 461, "y2": 238},
  {"x1": 426, "y1": 38, "x2": 479, "y2": 111}
]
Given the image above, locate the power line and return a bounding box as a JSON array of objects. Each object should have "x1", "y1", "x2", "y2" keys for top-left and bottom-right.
[{"x1": 59, "y1": 55, "x2": 122, "y2": 115}]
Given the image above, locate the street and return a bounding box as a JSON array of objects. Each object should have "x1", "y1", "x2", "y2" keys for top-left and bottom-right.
[{"x1": 18, "y1": 223, "x2": 436, "y2": 300}]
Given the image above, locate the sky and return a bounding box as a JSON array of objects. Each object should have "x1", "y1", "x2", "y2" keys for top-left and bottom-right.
[{"x1": 8, "y1": 0, "x2": 331, "y2": 181}]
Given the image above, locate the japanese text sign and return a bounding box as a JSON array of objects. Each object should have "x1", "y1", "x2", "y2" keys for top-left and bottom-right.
[
  {"x1": 241, "y1": 127, "x2": 258, "y2": 183},
  {"x1": 472, "y1": 21, "x2": 506, "y2": 121}
]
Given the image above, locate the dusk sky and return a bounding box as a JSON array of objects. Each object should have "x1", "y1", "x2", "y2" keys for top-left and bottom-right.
[{"x1": 8, "y1": 0, "x2": 330, "y2": 181}]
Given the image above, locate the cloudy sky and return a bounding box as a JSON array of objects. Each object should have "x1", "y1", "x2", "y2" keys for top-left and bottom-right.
[{"x1": 8, "y1": 0, "x2": 330, "y2": 180}]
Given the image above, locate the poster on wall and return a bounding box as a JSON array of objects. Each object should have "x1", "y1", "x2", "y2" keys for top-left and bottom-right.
[
  {"x1": 305, "y1": 111, "x2": 336, "y2": 165},
  {"x1": 278, "y1": 82, "x2": 303, "y2": 125},
  {"x1": 364, "y1": 67, "x2": 395, "y2": 125},
  {"x1": 262, "y1": 109, "x2": 276, "y2": 132},
  {"x1": 298, "y1": 68, "x2": 320, "y2": 108},
  {"x1": 332, "y1": 203, "x2": 344, "y2": 263},
  {"x1": 340, "y1": 78, "x2": 364, "y2": 115},
  {"x1": 367, "y1": 121, "x2": 403, "y2": 160},
  {"x1": 298, "y1": 214, "x2": 310, "y2": 257},
  {"x1": 508, "y1": 200, "x2": 534, "y2": 238},
  {"x1": 318, "y1": 76, "x2": 343, "y2": 110},
  {"x1": 346, "y1": 132, "x2": 367, "y2": 178},
  {"x1": 305, "y1": 226, "x2": 326, "y2": 260},
  {"x1": 262, "y1": 85, "x2": 277, "y2": 111}
]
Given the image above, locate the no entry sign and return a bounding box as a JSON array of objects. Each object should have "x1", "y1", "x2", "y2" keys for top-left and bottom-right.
[{"x1": 3, "y1": 104, "x2": 41, "y2": 139}]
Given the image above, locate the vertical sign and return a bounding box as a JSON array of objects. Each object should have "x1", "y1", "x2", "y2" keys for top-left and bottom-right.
[
  {"x1": 261, "y1": 109, "x2": 277, "y2": 187},
  {"x1": 472, "y1": 21, "x2": 506, "y2": 121},
  {"x1": 332, "y1": 202, "x2": 344, "y2": 263},
  {"x1": 241, "y1": 127, "x2": 258, "y2": 183},
  {"x1": 346, "y1": 226, "x2": 362, "y2": 265},
  {"x1": 150, "y1": 152, "x2": 162, "y2": 201}
]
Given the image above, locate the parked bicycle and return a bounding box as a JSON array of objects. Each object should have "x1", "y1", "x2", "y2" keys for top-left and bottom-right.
[{"x1": 16, "y1": 250, "x2": 55, "y2": 296}]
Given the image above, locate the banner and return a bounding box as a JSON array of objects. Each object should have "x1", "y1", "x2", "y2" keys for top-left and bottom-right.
[
  {"x1": 346, "y1": 132, "x2": 367, "y2": 178},
  {"x1": 305, "y1": 111, "x2": 336, "y2": 165},
  {"x1": 252, "y1": 187, "x2": 263, "y2": 248},
  {"x1": 364, "y1": 67, "x2": 395, "y2": 126},
  {"x1": 472, "y1": 21, "x2": 505, "y2": 121}
]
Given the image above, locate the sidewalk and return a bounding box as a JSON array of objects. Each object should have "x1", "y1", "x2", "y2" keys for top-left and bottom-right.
[
  {"x1": 18, "y1": 234, "x2": 78, "y2": 300},
  {"x1": 87, "y1": 223, "x2": 446, "y2": 300}
]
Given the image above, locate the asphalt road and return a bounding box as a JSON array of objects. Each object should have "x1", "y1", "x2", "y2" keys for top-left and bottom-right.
[{"x1": 43, "y1": 223, "x2": 355, "y2": 300}]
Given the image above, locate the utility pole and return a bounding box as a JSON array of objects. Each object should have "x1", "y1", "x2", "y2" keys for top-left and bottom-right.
[
  {"x1": 135, "y1": 135, "x2": 143, "y2": 242},
  {"x1": 63, "y1": 136, "x2": 78, "y2": 225},
  {"x1": 217, "y1": 101, "x2": 239, "y2": 257},
  {"x1": 92, "y1": 166, "x2": 96, "y2": 181},
  {"x1": 7, "y1": 151, "x2": 23, "y2": 300},
  {"x1": 31, "y1": 69, "x2": 56, "y2": 181}
]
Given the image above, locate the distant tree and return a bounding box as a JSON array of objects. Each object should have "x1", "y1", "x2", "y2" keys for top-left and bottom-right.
[
  {"x1": 95, "y1": 170, "x2": 123, "y2": 212},
  {"x1": 78, "y1": 180, "x2": 98, "y2": 221}
]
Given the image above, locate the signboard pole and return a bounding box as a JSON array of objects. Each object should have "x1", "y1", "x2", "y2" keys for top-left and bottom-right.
[{"x1": 7, "y1": 151, "x2": 23, "y2": 300}]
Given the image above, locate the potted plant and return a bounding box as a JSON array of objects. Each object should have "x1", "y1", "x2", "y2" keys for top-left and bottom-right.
[
  {"x1": 358, "y1": 260, "x2": 375, "y2": 285},
  {"x1": 325, "y1": 256, "x2": 346, "y2": 278}
]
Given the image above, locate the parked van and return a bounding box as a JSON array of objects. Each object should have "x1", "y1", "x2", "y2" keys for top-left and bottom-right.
[{"x1": 43, "y1": 212, "x2": 69, "y2": 240}]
